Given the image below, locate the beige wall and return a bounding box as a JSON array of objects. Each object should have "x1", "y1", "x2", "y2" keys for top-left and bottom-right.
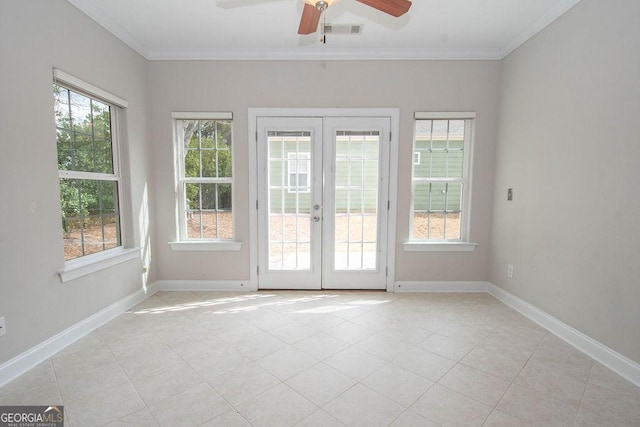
[
  {"x1": 148, "y1": 60, "x2": 501, "y2": 282},
  {"x1": 6, "y1": 0, "x2": 637, "y2": 374},
  {"x1": 0, "y1": 0, "x2": 152, "y2": 365},
  {"x1": 490, "y1": 0, "x2": 640, "y2": 363}
]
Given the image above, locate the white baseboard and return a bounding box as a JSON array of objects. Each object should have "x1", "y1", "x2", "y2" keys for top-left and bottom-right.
[
  {"x1": 394, "y1": 281, "x2": 490, "y2": 293},
  {"x1": 158, "y1": 280, "x2": 486, "y2": 293},
  {"x1": 3, "y1": 279, "x2": 638, "y2": 392},
  {"x1": 154, "y1": 280, "x2": 255, "y2": 292},
  {"x1": 488, "y1": 283, "x2": 640, "y2": 388},
  {"x1": 0, "y1": 283, "x2": 158, "y2": 388}
]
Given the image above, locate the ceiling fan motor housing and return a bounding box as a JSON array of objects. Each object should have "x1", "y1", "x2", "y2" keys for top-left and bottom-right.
[
  {"x1": 298, "y1": 0, "x2": 411, "y2": 36},
  {"x1": 315, "y1": 1, "x2": 329, "y2": 11}
]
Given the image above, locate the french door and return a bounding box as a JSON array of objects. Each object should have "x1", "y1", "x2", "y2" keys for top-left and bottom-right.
[{"x1": 256, "y1": 116, "x2": 390, "y2": 289}]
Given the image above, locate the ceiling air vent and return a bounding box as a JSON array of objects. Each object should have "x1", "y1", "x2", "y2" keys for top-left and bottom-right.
[{"x1": 323, "y1": 24, "x2": 363, "y2": 35}]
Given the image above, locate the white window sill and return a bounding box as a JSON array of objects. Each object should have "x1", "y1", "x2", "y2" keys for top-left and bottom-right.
[
  {"x1": 403, "y1": 242, "x2": 478, "y2": 252},
  {"x1": 169, "y1": 241, "x2": 242, "y2": 251},
  {"x1": 58, "y1": 247, "x2": 140, "y2": 283}
]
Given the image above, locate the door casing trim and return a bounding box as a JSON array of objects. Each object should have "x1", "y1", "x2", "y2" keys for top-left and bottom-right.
[{"x1": 248, "y1": 108, "x2": 400, "y2": 291}]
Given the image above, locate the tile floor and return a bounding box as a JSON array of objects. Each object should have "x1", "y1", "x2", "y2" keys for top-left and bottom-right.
[{"x1": 1, "y1": 291, "x2": 639, "y2": 426}]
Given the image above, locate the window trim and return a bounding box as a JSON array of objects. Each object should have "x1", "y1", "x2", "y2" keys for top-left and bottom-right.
[
  {"x1": 406, "y1": 112, "x2": 477, "y2": 250},
  {"x1": 54, "y1": 69, "x2": 128, "y2": 108},
  {"x1": 58, "y1": 247, "x2": 140, "y2": 283},
  {"x1": 170, "y1": 112, "x2": 241, "y2": 250},
  {"x1": 403, "y1": 242, "x2": 478, "y2": 252},
  {"x1": 53, "y1": 70, "x2": 137, "y2": 280}
]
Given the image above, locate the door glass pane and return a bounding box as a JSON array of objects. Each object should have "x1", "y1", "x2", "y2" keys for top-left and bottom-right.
[
  {"x1": 334, "y1": 131, "x2": 379, "y2": 271},
  {"x1": 267, "y1": 131, "x2": 312, "y2": 271}
]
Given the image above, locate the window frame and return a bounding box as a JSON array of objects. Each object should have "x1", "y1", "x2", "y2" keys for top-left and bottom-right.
[
  {"x1": 53, "y1": 69, "x2": 139, "y2": 282},
  {"x1": 405, "y1": 112, "x2": 477, "y2": 252},
  {"x1": 170, "y1": 112, "x2": 241, "y2": 251}
]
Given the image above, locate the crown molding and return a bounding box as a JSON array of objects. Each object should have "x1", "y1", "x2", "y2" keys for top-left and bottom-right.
[
  {"x1": 499, "y1": 0, "x2": 583, "y2": 59},
  {"x1": 66, "y1": 0, "x2": 150, "y2": 59},
  {"x1": 146, "y1": 47, "x2": 503, "y2": 61},
  {"x1": 67, "y1": 0, "x2": 582, "y2": 62}
]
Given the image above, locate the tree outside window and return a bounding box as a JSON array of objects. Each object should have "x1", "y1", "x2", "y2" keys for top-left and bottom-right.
[
  {"x1": 176, "y1": 118, "x2": 234, "y2": 240},
  {"x1": 54, "y1": 84, "x2": 121, "y2": 260}
]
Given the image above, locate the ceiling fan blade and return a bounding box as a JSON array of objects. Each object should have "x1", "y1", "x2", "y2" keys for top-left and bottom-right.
[
  {"x1": 355, "y1": 0, "x2": 412, "y2": 17},
  {"x1": 298, "y1": 2, "x2": 322, "y2": 35}
]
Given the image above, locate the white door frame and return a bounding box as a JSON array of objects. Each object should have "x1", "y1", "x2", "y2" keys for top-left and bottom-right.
[
  {"x1": 248, "y1": 108, "x2": 400, "y2": 291},
  {"x1": 256, "y1": 117, "x2": 324, "y2": 289},
  {"x1": 322, "y1": 117, "x2": 390, "y2": 289}
]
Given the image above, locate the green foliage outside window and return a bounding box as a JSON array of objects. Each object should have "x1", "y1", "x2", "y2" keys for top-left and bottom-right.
[
  {"x1": 181, "y1": 120, "x2": 232, "y2": 212},
  {"x1": 54, "y1": 84, "x2": 120, "y2": 259}
]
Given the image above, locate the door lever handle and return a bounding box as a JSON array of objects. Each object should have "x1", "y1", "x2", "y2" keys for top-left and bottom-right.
[{"x1": 313, "y1": 216, "x2": 321, "y2": 222}]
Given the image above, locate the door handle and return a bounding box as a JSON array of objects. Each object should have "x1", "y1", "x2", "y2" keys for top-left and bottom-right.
[{"x1": 313, "y1": 216, "x2": 321, "y2": 222}]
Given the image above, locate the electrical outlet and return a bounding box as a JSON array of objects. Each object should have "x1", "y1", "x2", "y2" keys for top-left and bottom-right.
[
  {"x1": 507, "y1": 264, "x2": 514, "y2": 279},
  {"x1": 0, "y1": 317, "x2": 6, "y2": 337}
]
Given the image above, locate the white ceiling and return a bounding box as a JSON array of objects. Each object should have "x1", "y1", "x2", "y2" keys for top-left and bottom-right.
[{"x1": 67, "y1": 0, "x2": 582, "y2": 60}]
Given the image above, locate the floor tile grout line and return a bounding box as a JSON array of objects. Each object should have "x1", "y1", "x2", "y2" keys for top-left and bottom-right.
[
  {"x1": 473, "y1": 324, "x2": 539, "y2": 415},
  {"x1": 100, "y1": 325, "x2": 162, "y2": 426},
  {"x1": 572, "y1": 360, "x2": 596, "y2": 426},
  {"x1": 490, "y1": 329, "x2": 582, "y2": 425},
  {"x1": 115, "y1": 299, "x2": 268, "y2": 425},
  {"x1": 4, "y1": 291, "x2": 638, "y2": 426},
  {"x1": 109, "y1": 300, "x2": 268, "y2": 425},
  {"x1": 53, "y1": 330, "x2": 142, "y2": 424},
  {"x1": 425, "y1": 303, "x2": 525, "y2": 419},
  {"x1": 148, "y1": 313, "x2": 268, "y2": 420},
  {"x1": 437, "y1": 297, "x2": 502, "y2": 425},
  {"x1": 480, "y1": 409, "x2": 528, "y2": 427},
  {"x1": 381, "y1": 298, "x2": 495, "y2": 425},
  {"x1": 184, "y1": 294, "x2": 358, "y2": 420},
  {"x1": 47, "y1": 358, "x2": 64, "y2": 413}
]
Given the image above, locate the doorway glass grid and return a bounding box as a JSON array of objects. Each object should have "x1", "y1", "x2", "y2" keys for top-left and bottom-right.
[
  {"x1": 334, "y1": 131, "x2": 380, "y2": 270},
  {"x1": 267, "y1": 131, "x2": 312, "y2": 270}
]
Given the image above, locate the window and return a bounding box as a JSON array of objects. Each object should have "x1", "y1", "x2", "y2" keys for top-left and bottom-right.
[
  {"x1": 174, "y1": 113, "x2": 234, "y2": 241},
  {"x1": 54, "y1": 78, "x2": 123, "y2": 261},
  {"x1": 409, "y1": 112, "x2": 475, "y2": 244},
  {"x1": 287, "y1": 152, "x2": 310, "y2": 193}
]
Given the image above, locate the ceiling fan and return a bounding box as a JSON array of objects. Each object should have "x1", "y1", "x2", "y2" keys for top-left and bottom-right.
[{"x1": 298, "y1": 0, "x2": 412, "y2": 35}]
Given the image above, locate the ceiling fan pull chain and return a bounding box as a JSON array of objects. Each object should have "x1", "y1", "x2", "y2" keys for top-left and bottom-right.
[{"x1": 321, "y1": 11, "x2": 326, "y2": 44}]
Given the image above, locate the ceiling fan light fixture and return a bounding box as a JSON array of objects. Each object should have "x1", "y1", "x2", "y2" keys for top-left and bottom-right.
[
  {"x1": 304, "y1": 0, "x2": 336, "y2": 10},
  {"x1": 315, "y1": 1, "x2": 329, "y2": 12},
  {"x1": 299, "y1": 0, "x2": 334, "y2": 35},
  {"x1": 299, "y1": 0, "x2": 409, "y2": 37}
]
